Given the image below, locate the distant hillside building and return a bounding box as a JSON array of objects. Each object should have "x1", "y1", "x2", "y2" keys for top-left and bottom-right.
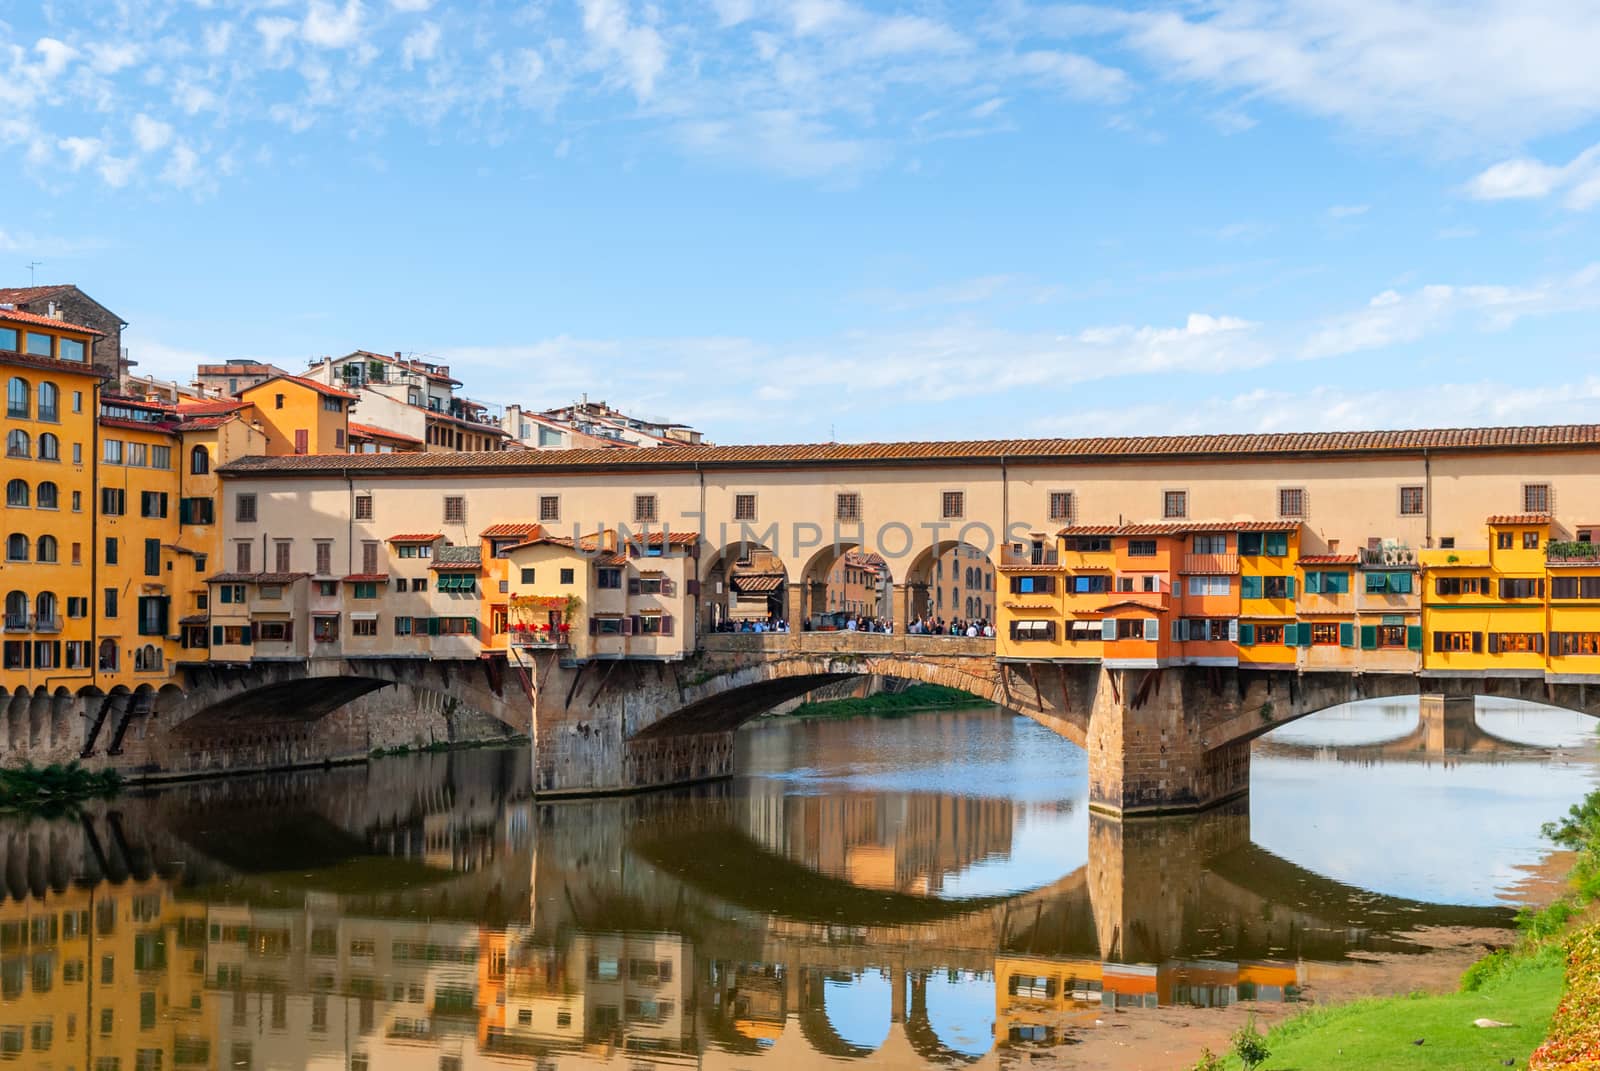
[
  {"x1": 194, "y1": 359, "x2": 293, "y2": 398},
  {"x1": 504, "y1": 396, "x2": 707, "y2": 450},
  {"x1": 303, "y1": 350, "x2": 510, "y2": 453}
]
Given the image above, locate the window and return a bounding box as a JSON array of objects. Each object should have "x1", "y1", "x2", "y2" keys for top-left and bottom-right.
[
  {"x1": 144, "y1": 538, "x2": 161, "y2": 576},
  {"x1": 443, "y1": 495, "x2": 465, "y2": 524},
  {"x1": 67, "y1": 597, "x2": 87, "y2": 618},
  {"x1": 941, "y1": 490, "x2": 965, "y2": 519},
  {"x1": 150, "y1": 445, "x2": 170, "y2": 470},
  {"x1": 58, "y1": 336, "x2": 84, "y2": 361},
  {"x1": 6, "y1": 376, "x2": 27, "y2": 417},
  {"x1": 1127, "y1": 539, "x2": 1156, "y2": 557},
  {"x1": 1498, "y1": 577, "x2": 1544, "y2": 599},
  {"x1": 1435, "y1": 575, "x2": 1489, "y2": 596},
  {"x1": 352, "y1": 618, "x2": 378, "y2": 637},
  {"x1": 355, "y1": 494, "x2": 373, "y2": 520},
  {"x1": 835, "y1": 492, "x2": 861, "y2": 522},
  {"x1": 733, "y1": 493, "x2": 756, "y2": 522},
  {"x1": 1255, "y1": 624, "x2": 1285, "y2": 645},
  {"x1": 72, "y1": 390, "x2": 81, "y2": 412},
  {"x1": 1310, "y1": 622, "x2": 1342, "y2": 646},
  {"x1": 519, "y1": 567, "x2": 536, "y2": 584},
  {"x1": 178, "y1": 497, "x2": 213, "y2": 525},
  {"x1": 1186, "y1": 575, "x2": 1230, "y2": 596},
  {"x1": 5, "y1": 479, "x2": 26, "y2": 507},
  {"x1": 633, "y1": 494, "x2": 657, "y2": 523},
  {"x1": 1523, "y1": 483, "x2": 1551, "y2": 514},
  {"x1": 559, "y1": 567, "x2": 575, "y2": 584},
  {"x1": 1009, "y1": 620, "x2": 1055, "y2": 642},
  {"x1": 190, "y1": 445, "x2": 209, "y2": 474},
  {"x1": 1365, "y1": 570, "x2": 1414, "y2": 594},
  {"x1": 103, "y1": 438, "x2": 123, "y2": 464},
  {"x1": 1009, "y1": 576, "x2": 1056, "y2": 594},
  {"x1": 1497, "y1": 531, "x2": 1514, "y2": 550},
  {"x1": 236, "y1": 493, "x2": 257, "y2": 522},
  {"x1": 5, "y1": 429, "x2": 28, "y2": 458},
  {"x1": 315, "y1": 541, "x2": 332, "y2": 575},
  {"x1": 1113, "y1": 618, "x2": 1149, "y2": 639},
  {"x1": 104, "y1": 588, "x2": 118, "y2": 619},
  {"x1": 1278, "y1": 488, "x2": 1305, "y2": 518},
  {"x1": 72, "y1": 443, "x2": 80, "y2": 464},
  {"x1": 127, "y1": 442, "x2": 147, "y2": 467},
  {"x1": 1552, "y1": 576, "x2": 1600, "y2": 599},
  {"x1": 540, "y1": 495, "x2": 561, "y2": 522},
  {"x1": 598, "y1": 567, "x2": 621, "y2": 589},
  {"x1": 1523, "y1": 531, "x2": 1541, "y2": 549},
  {"x1": 36, "y1": 481, "x2": 56, "y2": 509},
  {"x1": 275, "y1": 392, "x2": 285, "y2": 409},
  {"x1": 413, "y1": 577, "x2": 427, "y2": 592},
  {"x1": 37, "y1": 433, "x2": 57, "y2": 460},
  {"x1": 1488, "y1": 632, "x2": 1544, "y2": 654},
  {"x1": 1551, "y1": 632, "x2": 1600, "y2": 656},
  {"x1": 1163, "y1": 490, "x2": 1187, "y2": 518},
  {"x1": 72, "y1": 491, "x2": 80, "y2": 512},
  {"x1": 275, "y1": 540, "x2": 293, "y2": 572},
  {"x1": 37, "y1": 381, "x2": 57, "y2": 422},
  {"x1": 1048, "y1": 491, "x2": 1073, "y2": 522},
  {"x1": 235, "y1": 541, "x2": 252, "y2": 572},
  {"x1": 394, "y1": 616, "x2": 413, "y2": 636},
  {"x1": 353, "y1": 582, "x2": 379, "y2": 599},
  {"x1": 5, "y1": 533, "x2": 25, "y2": 561},
  {"x1": 1433, "y1": 630, "x2": 1483, "y2": 653},
  {"x1": 1191, "y1": 534, "x2": 1227, "y2": 554},
  {"x1": 140, "y1": 491, "x2": 168, "y2": 518},
  {"x1": 313, "y1": 616, "x2": 339, "y2": 644}
]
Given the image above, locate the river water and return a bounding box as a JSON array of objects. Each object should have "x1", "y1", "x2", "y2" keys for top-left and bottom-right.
[{"x1": 0, "y1": 699, "x2": 1595, "y2": 1070}]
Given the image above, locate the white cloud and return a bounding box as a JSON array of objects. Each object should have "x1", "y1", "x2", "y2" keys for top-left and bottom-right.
[
  {"x1": 85, "y1": 42, "x2": 141, "y2": 74},
  {"x1": 1327, "y1": 203, "x2": 1369, "y2": 218},
  {"x1": 401, "y1": 22, "x2": 441, "y2": 69},
  {"x1": 35, "y1": 39, "x2": 77, "y2": 79},
  {"x1": 161, "y1": 142, "x2": 202, "y2": 188},
  {"x1": 1014, "y1": 49, "x2": 1130, "y2": 102},
  {"x1": 303, "y1": 0, "x2": 366, "y2": 50},
  {"x1": 131, "y1": 113, "x2": 174, "y2": 153},
  {"x1": 257, "y1": 16, "x2": 300, "y2": 62},
  {"x1": 57, "y1": 135, "x2": 103, "y2": 170},
  {"x1": 1466, "y1": 144, "x2": 1600, "y2": 210},
  {"x1": 202, "y1": 23, "x2": 235, "y2": 58},
  {"x1": 578, "y1": 0, "x2": 666, "y2": 100},
  {"x1": 389, "y1": 0, "x2": 433, "y2": 9}
]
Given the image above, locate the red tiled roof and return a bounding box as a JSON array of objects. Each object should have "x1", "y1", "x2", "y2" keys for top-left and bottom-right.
[
  {"x1": 205, "y1": 571, "x2": 310, "y2": 584},
  {"x1": 0, "y1": 285, "x2": 74, "y2": 304},
  {"x1": 243, "y1": 373, "x2": 359, "y2": 401},
  {"x1": 211, "y1": 423, "x2": 1600, "y2": 479},
  {"x1": 431, "y1": 561, "x2": 484, "y2": 571},
  {"x1": 481, "y1": 522, "x2": 543, "y2": 538},
  {"x1": 1298, "y1": 554, "x2": 1360, "y2": 565},
  {"x1": 502, "y1": 535, "x2": 577, "y2": 553},
  {"x1": 342, "y1": 573, "x2": 389, "y2": 582},
  {"x1": 0, "y1": 349, "x2": 113, "y2": 379},
  {"x1": 179, "y1": 398, "x2": 248, "y2": 415},
  {"x1": 1486, "y1": 514, "x2": 1554, "y2": 525},
  {"x1": 732, "y1": 573, "x2": 785, "y2": 594},
  {"x1": 173, "y1": 416, "x2": 231, "y2": 431},
  {"x1": 1096, "y1": 599, "x2": 1169, "y2": 613},
  {"x1": 1058, "y1": 520, "x2": 1300, "y2": 537},
  {"x1": 0, "y1": 303, "x2": 103, "y2": 336},
  {"x1": 388, "y1": 533, "x2": 442, "y2": 543},
  {"x1": 350, "y1": 422, "x2": 423, "y2": 445},
  {"x1": 99, "y1": 417, "x2": 178, "y2": 435}
]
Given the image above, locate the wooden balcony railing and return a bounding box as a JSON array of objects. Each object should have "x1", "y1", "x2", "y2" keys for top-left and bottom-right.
[{"x1": 1181, "y1": 553, "x2": 1239, "y2": 575}]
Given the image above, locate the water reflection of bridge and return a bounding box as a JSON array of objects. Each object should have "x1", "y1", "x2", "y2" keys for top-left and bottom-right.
[
  {"x1": 1257, "y1": 696, "x2": 1563, "y2": 766},
  {"x1": 0, "y1": 746, "x2": 1518, "y2": 1071}
]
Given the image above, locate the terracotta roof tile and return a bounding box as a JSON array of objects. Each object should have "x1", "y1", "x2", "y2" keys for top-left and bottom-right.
[
  {"x1": 1486, "y1": 514, "x2": 1554, "y2": 525},
  {"x1": 243, "y1": 373, "x2": 359, "y2": 401},
  {"x1": 216, "y1": 424, "x2": 1600, "y2": 479},
  {"x1": 349, "y1": 421, "x2": 423, "y2": 445},
  {"x1": 205, "y1": 571, "x2": 309, "y2": 584},
  {"x1": 1058, "y1": 520, "x2": 1300, "y2": 537},
  {"x1": 178, "y1": 398, "x2": 248, "y2": 415},
  {"x1": 0, "y1": 304, "x2": 103, "y2": 336},
  {"x1": 481, "y1": 522, "x2": 543, "y2": 538},
  {"x1": 178, "y1": 613, "x2": 209, "y2": 626},
  {"x1": 173, "y1": 416, "x2": 231, "y2": 431},
  {"x1": 1298, "y1": 554, "x2": 1360, "y2": 565},
  {"x1": 342, "y1": 573, "x2": 389, "y2": 582},
  {"x1": 388, "y1": 533, "x2": 442, "y2": 543},
  {"x1": 731, "y1": 573, "x2": 785, "y2": 593},
  {"x1": 1096, "y1": 599, "x2": 1169, "y2": 613}
]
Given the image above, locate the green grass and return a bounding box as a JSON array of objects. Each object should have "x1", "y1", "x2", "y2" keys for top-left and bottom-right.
[
  {"x1": 781, "y1": 683, "x2": 984, "y2": 719},
  {"x1": 1227, "y1": 948, "x2": 1566, "y2": 1070}
]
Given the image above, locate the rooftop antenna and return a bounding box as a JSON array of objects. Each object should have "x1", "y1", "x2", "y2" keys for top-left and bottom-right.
[{"x1": 25, "y1": 261, "x2": 42, "y2": 285}]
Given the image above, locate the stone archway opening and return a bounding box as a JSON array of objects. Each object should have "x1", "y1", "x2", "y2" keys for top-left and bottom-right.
[
  {"x1": 796, "y1": 542, "x2": 896, "y2": 632},
  {"x1": 902, "y1": 538, "x2": 998, "y2": 634},
  {"x1": 703, "y1": 540, "x2": 790, "y2": 633}
]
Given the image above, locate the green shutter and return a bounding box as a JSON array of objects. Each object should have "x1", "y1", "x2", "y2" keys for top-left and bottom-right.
[
  {"x1": 1265, "y1": 533, "x2": 1288, "y2": 556},
  {"x1": 1407, "y1": 625, "x2": 1423, "y2": 651},
  {"x1": 1241, "y1": 576, "x2": 1262, "y2": 599},
  {"x1": 1285, "y1": 577, "x2": 1296, "y2": 598},
  {"x1": 1303, "y1": 571, "x2": 1321, "y2": 594},
  {"x1": 1238, "y1": 533, "x2": 1262, "y2": 555},
  {"x1": 240, "y1": 625, "x2": 252, "y2": 645},
  {"x1": 1390, "y1": 571, "x2": 1413, "y2": 594},
  {"x1": 427, "y1": 617, "x2": 440, "y2": 636},
  {"x1": 1239, "y1": 623, "x2": 1255, "y2": 646},
  {"x1": 1339, "y1": 622, "x2": 1355, "y2": 647},
  {"x1": 1360, "y1": 624, "x2": 1378, "y2": 650},
  {"x1": 1297, "y1": 622, "x2": 1313, "y2": 647},
  {"x1": 212, "y1": 625, "x2": 223, "y2": 646},
  {"x1": 1366, "y1": 572, "x2": 1387, "y2": 593}
]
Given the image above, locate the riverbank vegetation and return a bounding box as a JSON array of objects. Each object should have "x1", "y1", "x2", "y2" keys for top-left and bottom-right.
[
  {"x1": 0, "y1": 762, "x2": 121, "y2": 810},
  {"x1": 1203, "y1": 785, "x2": 1600, "y2": 1070},
  {"x1": 780, "y1": 684, "x2": 981, "y2": 719}
]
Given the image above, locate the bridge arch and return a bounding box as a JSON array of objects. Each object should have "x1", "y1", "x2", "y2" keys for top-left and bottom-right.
[
  {"x1": 794, "y1": 540, "x2": 895, "y2": 629},
  {"x1": 901, "y1": 537, "x2": 997, "y2": 626},
  {"x1": 702, "y1": 539, "x2": 791, "y2": 631}
]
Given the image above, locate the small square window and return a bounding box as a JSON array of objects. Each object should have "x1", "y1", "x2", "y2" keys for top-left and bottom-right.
[
  {"x1": 539, "y1": 495, "x2": 560, "y2": 522},
  {"x1": 443, "y1": 496, "x2": 466, "y2": 524},
  {"x1": 1523, "y1": 531, "x2": 1541, "y2": 549},
  {"x1": 1277, "y1": 487, "x2": 1305, "y2": 518},
  {"x1": 1439, "y1": 536, "x2": 1455, "y2": 549},
  {"x1": 559, "y1": 567, "x2": 575, "y2": 584},
  {"x1": 1523, "y1": 483, "x2": 1551, "y2": 514},
  {"x1": 1399, "y1": 485, "x2": 1425, "y2": 516},
  {"x1": 354, "y1": 495, "x2": 373, "y2": 520},
  {"x1": 634, "y1": 495, "x2": 657, "y2": 523},
  {"x1": 835, "y1": 492, "x2": 860, "y2": 523},
  {"x1": 733, "y1": 493, "x2": 757, "y2": 522},
  {"x1": 941, "y1": 490, "x2": 965, "y2": 520},
  {"x1": 1048, "y1": 491, "x2": 1073, "y2": 522},
  {"x1": 1163, "y1": 490, "x2": 1187, "y2": 519},
  {"x1": 236, "y1": 493, "x2": 257, "y2": 523}
]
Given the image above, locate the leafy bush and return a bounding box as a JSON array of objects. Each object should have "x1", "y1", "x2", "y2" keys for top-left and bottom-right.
[
  {"x1": 1186, "y1": 1047, "x2": 1225, "y2": 1071},
  {"x1": 1529, "y1": 924, "x2": 1600, "y2": 1069},
  {"x1": 1232, "y1": 1017, "x2": 1271, "y2": 1069}
]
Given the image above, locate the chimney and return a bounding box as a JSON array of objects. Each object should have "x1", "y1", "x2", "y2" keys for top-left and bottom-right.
[{"x1": 395, "y1": 351, "x2": 402, "y2": 360}]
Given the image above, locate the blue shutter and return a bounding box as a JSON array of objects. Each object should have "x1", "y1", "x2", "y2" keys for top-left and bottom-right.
[
  {"x1": 1303, "y1": 571, "x2": 1321, "y2": 594},
  {"x1": 1239, "y1": 623, "x2": 1255, "y2": 646},
  {"x1": 1241, "y1": 576, "x2": 1262, "y2": 600},
  {"x1": 1285, "y1": 577, "x2": 1296, "y2": 598}
]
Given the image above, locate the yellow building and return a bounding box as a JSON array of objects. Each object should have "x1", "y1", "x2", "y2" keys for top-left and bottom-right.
[
  {"x1": 238, "y1": 374, "x2": 355, "y2": 455},
  {"x1": 2, "y1": 306, "x2": 103, "y2": 692},
  {"x1": 1420, "y1": 514, "x2": 1552, "y2": 673}
]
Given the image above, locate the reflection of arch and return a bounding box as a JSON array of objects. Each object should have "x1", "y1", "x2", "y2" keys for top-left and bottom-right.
[
  {"x1": 904, "y1": 970, "x2": 989, "y2": 1063},
  {"x1": 799, "y1": 969, "x2": 889, "y2": 1059}
]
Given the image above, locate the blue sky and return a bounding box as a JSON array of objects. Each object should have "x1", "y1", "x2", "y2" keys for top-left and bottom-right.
[{"x1": 6, "y1": 0, "x2": 1600, "y2": 444}]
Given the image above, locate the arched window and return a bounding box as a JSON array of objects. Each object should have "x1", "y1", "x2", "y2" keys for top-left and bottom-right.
[
  {"x1": 37, "y1": 433, "x2": 58, "y2": 461},
  {"x1": 35, "y1": 482, "x2": 56, "y2": 510},
  {"x1": 98, "y1": 638, "x2": 118, "y2": 672},
  {"x1": 35, "y1": 535, "x2": 56, "y2": 563},
  {"x1": 5, "y1": 429, "x2": 29, "y2": 458},
  {"x1": 935, "y1": 587, "x2": 943, "y2": 609},
  {"x1": 5, "y1": 533, "x2": 27, "y2": 561},
  {"x1": 36, "y1": 381, "x2": 58, "y2": 422},
  {"x1": 6, "y1": 377, "x2": 27, "y2": 418},
  {"x1": 965, "y1": 596, "x2": 975, "y2": 618},
  {"x1": 135, "y1": 645, "x2": 162, "y2": 672},
  {"x1": 34, "y1": 591, "x2": 56, "y2": 624},
  {"x1": 3, "y1": 590, "x2": 25, "y2": 626},
  {"x1": 190, "y1": 445, "x2": 210, "y2": 475},
  {"x1": 5, "y1": 479, "x2": 27, "y2": 507}
]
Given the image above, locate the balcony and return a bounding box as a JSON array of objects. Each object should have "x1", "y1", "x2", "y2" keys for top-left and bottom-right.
[
  {"x1": 1359, "y1": 544, "x2": 1418, "y2": 567},
  {"x1": 1001, "y1": 546, "x2": 1060, "y2": 567},
  {"x1": 33, "y1": 615, "x2": 61, "y2": 634},
  {"x1": 1546, "y1": 540, "x2": 1600, "y2": 565},
  {"x1": 3, "y1": 614, "x2": 28, "y2": 633},
  {"x1": 511, "y1": 632, "x2": 569, "y2": 650},
  {"x1": 1181, "y1": 553, "x2": 1238, "y2": 575}
]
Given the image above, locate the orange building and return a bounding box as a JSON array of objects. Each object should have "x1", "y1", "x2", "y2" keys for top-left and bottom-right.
[{"x1": 237, "y1": 374, "x2": 355, "y2": 455}]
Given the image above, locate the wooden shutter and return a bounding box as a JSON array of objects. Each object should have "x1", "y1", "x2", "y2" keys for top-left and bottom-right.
[
  {"x1": 1239, "y1": 623, "x2": 1255, "y2": 646},
  {"x1": 212, "y1": 625, "x2": 223, "y2": 646},
  {"x1": 589, "y1": 617, "x2": 599, "y2": 636},
  {"x1": 1144, "y1": 617, "x2": 1158, "y2": 640},
  {"x1": 661, "y1": 615, "x2": 673, "y2": 636},
  {"x1": 661, "y1": 578, "x2": 676, "y2": 597},
  {"x1": 1488, "y1": 633, "x2": 1500, "y2": 654},
  {"x1": 1472, "y1": 632, "x2": 1483, "y2": 653},
  {"x1": 1338, "y1": 622, "x2": 1354, "y2": 647},
  {"x1": 1407, "y1": 625, "x2": 1423, "y2": 651},
  {"x1": 283, "y1": 621, "x2": 294, "y2": 642},
  {"x1": 1228, "y1": 619, "x2": 1239, "y2": 642},
  {"x1": 1100, "y1": 619, "x2": 1116, "y2": 642},
  {"x1": 363, "y1": 542, "x2": 378, "y2": 574},
  {"x1": 1360, "y1": 624, "x2": 1377, "y2": 650},
  {"x1": 686, "y1": 578, "x2": 700, "y2": 596},
  {"x1": 624, "y1": 616, "x2": 636, "y2": 636},
  {"x1": 294, "y1": 429, "x2": 308, "y2": 454},
  {"x1": 1284, "y1": 577, "x2": 1296, "y2": 598},
  {"x1": 628, "y1": 577, "x2": 641, "y2": 595},
  {"x1": 240, "y1": 625, "x2": 253, "y2": 645}
]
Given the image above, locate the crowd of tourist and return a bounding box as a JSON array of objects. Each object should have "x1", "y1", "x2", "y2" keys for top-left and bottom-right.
[
  {"x1": 906, "y1": 616, "x2": 996, "y2": 637},
  {"x1": 710, "y1": 613, "x2": 995, "y2": 637}
]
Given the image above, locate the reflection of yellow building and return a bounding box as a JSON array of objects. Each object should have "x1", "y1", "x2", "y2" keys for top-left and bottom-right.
[{"x1": 0, "y1": 876, "x2": 216, "y2": 1071}]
